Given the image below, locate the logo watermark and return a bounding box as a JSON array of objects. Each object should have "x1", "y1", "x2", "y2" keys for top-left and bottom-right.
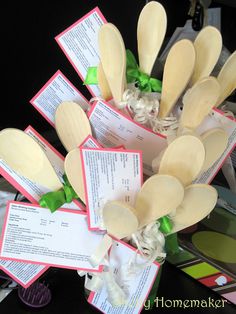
[{"x1": 144, "y1": 297, "x2": 229, "y2": 310}]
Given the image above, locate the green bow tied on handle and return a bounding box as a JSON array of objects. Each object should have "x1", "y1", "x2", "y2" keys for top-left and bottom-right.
[
  {"x1": 39, "y1": 174, "x2": 79, "y2": 213},
  {"x1": 84, "y1": 50, "x2": 162, "y2": 93},
  {"x1": 126, "y1": 49, "x2": 162, "y2": 93}
]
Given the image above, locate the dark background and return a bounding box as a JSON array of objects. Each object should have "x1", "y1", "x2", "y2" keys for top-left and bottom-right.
[
  {"x1": 2, "y1": 0, "x2": 236, "y2": 135},
  {"x1": 1, "y1": 1, "x2": 236, "y2": 313}
]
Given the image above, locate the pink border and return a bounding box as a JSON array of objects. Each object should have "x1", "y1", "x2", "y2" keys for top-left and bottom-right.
[
  {"x1": 87, "y1": 99, "x2": 166, "y2": 139},
  {"x1": 55, "y1": 7, "x2": 107, "y2": 97},
  {"x1": 88, "y1": 238, "x2": 160, "y2": 313},
  {"x1": 0, "y1": 201, "x2": 103, "y2": 273},
  {"x1": 26, "y1": 126, "x2": 85, "y2": 210},
  {"x1": 0, "y1": 126, "x2": 85, "y2": 211},
  {"x1": 29, "y1": 70, "x2": 89, "y2": 127},
  {"x1": 80, "y1": 147, "x2": 143, "y2": 230},
  {"x1": 79, "y1": 134, "x2": 103, "y2": 149},
  {"x1": 0, "y1": 263, "x2": 49, "y2": 289}
]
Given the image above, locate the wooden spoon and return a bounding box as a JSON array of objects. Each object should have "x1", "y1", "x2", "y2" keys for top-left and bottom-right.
[
  {"x1": 97, "y1": 62, "x2": 112, "y2": 100},
  {"x1": 0, "y1": 128, "x2": 62, "y2": 191},
  {"x1": 191, "y1": 26, "x2": 222, "y2": 86},
  {"x1": 98, "y1": 23, "x2": 126, "y2": 105},
  {"x1": 137, "y1": 1, "x2": 167, "y2": 75},
  {"x1": 135, "y1": 174, "x2": 184, "y2": 228},
  {"x1": 201, "y1": 128, "x2": 228, "y2": 171},
  {"x1": 179, "y1": 76, "x2": 220, "y2": 132},
  {"x1": 158, "y1": 134, "x2": 205, "y2": 186},
  {"x1": 89, "y1": 201, "x2": 139, "y2": 266},
  {"x1": 55, "y1": 101, "x2": 92, "y2": 152},
  {"x1": 64, "y1": 148, "x2": 86, "y2": 204},
  {"x1": 159, "y1": 39, "x2": 196, "y2": 118},
  {"x1": 170, "y1": 184, "x2": 218, "y2": 233},
  {"x1": 216, "y1": 51, "x2": 236, "y2": 107}
]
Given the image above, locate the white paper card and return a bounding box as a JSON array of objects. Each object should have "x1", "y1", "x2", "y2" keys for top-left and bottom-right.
[
  {"x1": 88, "y1": 240, "x2": 159, "y2": 314},
  {"x1": 80, "y1": 148, "x2": 142, "y2": 230},
  {"x1": 0, "y1": 260, "x2": 48, "y2": 288},
  {"x1": 88, "y1": 100, "x2": 167, "y2": 176},
  {"x1": 195, "y1": 110, "x2": 236, "y2": 184},
  {"x1": 30, "y1": 70, "x2": 89, "y2": 126},
  {"x1": 0, "y1": 126, "x2": 84, "y2": 211},
  {"x1": 0, "y1": 202, "x2": 104, "y2": 271},
  {"x1": 55, "y1": 7, "x2": 106, "y2": 97}
]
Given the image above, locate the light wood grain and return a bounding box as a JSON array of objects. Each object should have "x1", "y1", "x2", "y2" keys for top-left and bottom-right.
[
  {"x1": 191, "y1": 26, "x2": 222, "y2": 85},
  {"x1": 179, "y1": 76, "x2": 220, "y2": 132},
  {"x1": 159, "y1": 39, "x2": 196, "y2": 118},
  {"x1": 135, "y1": 174, "x2": 184, "y2": 228},
  {"x1": 98, "y1": 23, "x2": 126, "y2": 105},
  {"x1": 103, "y1": 201, "x2": 139, "y2": 238},
  {"x1": 216, "y1": 51, "x2": 236, "y2": 107},
  {"x1": 64, "y1": 148, "x2": 86, "y2": 204},
  {"x1": 0, "y1": 128, "x2": 62, "y2": 191},
  {"x1": 159, "y1": 135, "x2": 205, "y2": 186},
  {"x1": 201, "y1": 127, "x2": 228, "y2": 171},
  {"x1": 97, "y1": 62, "x2": 112, "y2": 100},
  {"x1": 55, "y1": 101, "x2": 91, "y2": 152},
  {"x1": 137, "y1": 1, "x2": 167, "y2": 75},
  {"x1": 170, "y1": 184, "x2": 218, "y2": 233}
]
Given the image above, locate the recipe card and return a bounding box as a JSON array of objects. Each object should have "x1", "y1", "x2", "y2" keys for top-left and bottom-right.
[
  {"x1": 55, "y1": 7, "x2": 107, "y2": 97},
  {"x1": 0, "y1": 202, "x2": 103, "y2": 271},
  {"x1": 88, "y1": 100, "x2": 167, "y2": 176},
  {"x1": 30, "y1": 70, "x2": 89, "y2": 126},
  {"x1": 0, "y1": 126, "x2": 84, "y2": 211},
  {"x1": 0, "y1": 260, "x2": 48, "y2": 288},
  {"x1": 80, "y1": 148, "x2": 142, "y2": 230},
  {"x1": 88, "y1": 240, "x2": 160, "y2": 314}
]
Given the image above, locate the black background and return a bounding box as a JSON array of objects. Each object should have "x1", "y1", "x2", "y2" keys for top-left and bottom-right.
[{"x1": 1, "y1": 1, "x2": 236, "y2": 313}]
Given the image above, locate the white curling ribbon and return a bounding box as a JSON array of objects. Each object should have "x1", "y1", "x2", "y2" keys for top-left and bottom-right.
[
  {"x1": 102, "y1": 269, "x2": 127, "y2": 306},
  {"x1": 119, "y1": 87, "x2": 160, "y2": 126},
  {"x1": 130, "y1": 222, "x2": 166, "y2": 269},
  {"x1": 77, "y1": 270, "x2": 104, "y2": 292}
]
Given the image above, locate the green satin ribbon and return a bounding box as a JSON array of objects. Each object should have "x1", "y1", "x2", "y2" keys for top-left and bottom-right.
[
  {"x1": 84, "y1": 50, "x2": 162, "y2": 93},
  {"x1": 126, "y1": 49, "x2": 162, "y2": 93},
  {"x1": 159, "y1": 215, "x2": 173, "y2": 234},
  {"x1": 39, "y1": 174, "x2": 78, "y2": 213},
  {"x1": 84, "y1": 66, "x2": 98, "y2": 85}
]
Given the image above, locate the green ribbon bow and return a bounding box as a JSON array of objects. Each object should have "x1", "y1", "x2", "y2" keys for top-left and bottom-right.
[
  {"x1": 39, "y1": 174, "x2": 79, "y2": 213},
  {"x1": 84, "y1": 66, "x2": 98, "y2": 85},
  {"x1": 126, "y1": 49, "x2": 162, "y2": 93},
  {"x1": 84, "y1": 50, "x2": 162, "y2": 93},
  {"x1": 159, "y1": 215, "x2": 173, "y2": 234}
]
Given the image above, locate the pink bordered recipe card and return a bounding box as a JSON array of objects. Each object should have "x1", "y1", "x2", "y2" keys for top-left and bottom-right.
[
  {"x1": 0, "y1": 259, "x2": 49, "y2": 288},
  {"x1": 55, "y1": 7, "x2": 107, "y2": 97},
  {"x1": 29, "y1": 70, "x2": 89, "y2": 127},
  {"x1": 80, "y1": 147, "x2": 143, "y2": 230},
  {"x1": 0, "y1": 201, "x2": 104, "y2": 272}
]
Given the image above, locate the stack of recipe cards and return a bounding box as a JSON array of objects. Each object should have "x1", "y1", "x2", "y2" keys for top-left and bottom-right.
[{"x1": 1, "y1": 3, "x2": 236, "y2": 314}]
